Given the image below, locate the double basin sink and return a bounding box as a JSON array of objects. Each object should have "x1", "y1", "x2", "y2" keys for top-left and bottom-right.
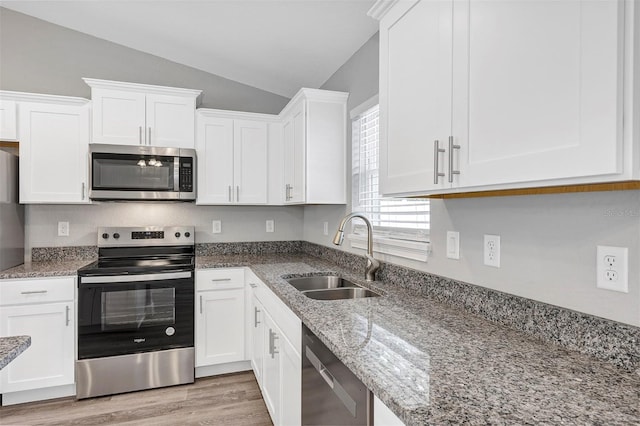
[{"x1": 286, "y1": 275, "x2": 381, "y2": 300}]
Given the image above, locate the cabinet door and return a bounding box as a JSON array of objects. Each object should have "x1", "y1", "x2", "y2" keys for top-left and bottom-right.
[
  {"x1": 283, "y1": 101, "x2": 306, "y2": 204},
  {"x1": 0, "y1": 302, "x2": 74, "y2": 393},
  {"x1": 146, "y1": 94, "x2": 196, "y2": 148},
  {"x1": 452, "y1": 0, "x2": 623, "y2": 188},
  {"x1": 262, "y1": 312, "x2": 281, "y2": 425},
  {"x1": 250, "y1": 294, "x2": 265, "y2": 384},
  {"x1": 19, "y1": 102, "x2": 90, "y2": 203},
  {"x1": 196, "y1": 116, "x2": 234, "y2": 204},
  {"x1": 91, "y1": 88, "x2": 146, "y2": 145},
  {"x1": 0, "y1": 100, "x2": 18, "y2": 141},
  {"x1": 234, "y1": 120, "x2": 268, "y2": 204},
  {"x1": 379, "y1": 0, "x2": 453, "y2": 196},
  {"x1": 195, "y1": 289, "x2": 245, "y2": 367},
  {"x1": 279, "y1": 334, "x2": 301, "y2": 426}
]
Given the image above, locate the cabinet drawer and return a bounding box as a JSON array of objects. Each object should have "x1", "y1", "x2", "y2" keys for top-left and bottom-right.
[
  {"x1": 0, "y1": 277, "x2": 75, "y2": 306},
  {"x1": 196, "y1": 268, "x2": 245, "y2": 291}
]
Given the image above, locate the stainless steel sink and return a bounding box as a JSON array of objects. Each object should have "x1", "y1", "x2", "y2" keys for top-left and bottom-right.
[
  {"x1": 286, "y1": 275, "x2": 381, "y2": 300},
  {"x1": 302, "y1": 287, "x2": 380, "y2": 300},
  {"x1": 287, "y1": 275, "x2": 359, "y2": 291}
]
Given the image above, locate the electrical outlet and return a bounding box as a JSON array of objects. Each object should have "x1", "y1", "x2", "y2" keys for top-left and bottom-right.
[
  {"x1": 483, "y1": 234, "x2": 500, "y2": 267},
  {"x1": 323, "y1": 222, "x2": 329, "y2": 236},
  {"x1": 597, "y1": 245, "x2": 628, "y2": 292},
  {"x1": 58, "y1": 221, "x2": 69, "y2": 237},
  {"x1": 212, "y1": 220, "x2": 222, "y2": 234},
  {"x1": 266, "y1": 220, "x2": 275, "y2": 233},
  {"x1": 446, "y1": 231, "x2": 460, "y2": 260}
]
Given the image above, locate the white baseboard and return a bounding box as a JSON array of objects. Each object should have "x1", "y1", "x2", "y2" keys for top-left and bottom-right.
[
  {"x1": 195, "y1": 360, "x2": 252, "y2": 378},
  {"x1": 2, "y1": 383, "x2": 76, "y2": 406}
]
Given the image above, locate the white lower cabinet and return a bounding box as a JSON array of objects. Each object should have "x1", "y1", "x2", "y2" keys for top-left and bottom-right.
[
  {"x1": 195, "y1": 269, "x2": 246, "y2": 368},
  {"x1": 0, "y1": 277, "x2": 75, "y2": 403},
  {"x1": 247, "y1": 272, "x2": 301, "y2": 426}
]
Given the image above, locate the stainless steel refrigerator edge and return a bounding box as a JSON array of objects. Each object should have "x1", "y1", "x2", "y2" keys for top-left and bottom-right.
[{"x1": 0, "y1": 151, "x2": 25, "y2": 271}]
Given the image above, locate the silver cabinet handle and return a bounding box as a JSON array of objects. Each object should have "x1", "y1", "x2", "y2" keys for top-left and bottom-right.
[
  {"x1": 199, "y1": 295, "x2": 203, "y2": 314},
  {"x1": 271, "y1": 330, "x2": 279, "y2": 358},
  {"x1": 210, "y1": 278, "x2": 231, "y2": 282},
  {"x1": 20, "y1": 290, "x2": 47, "y2": 295},
  {"x1": 148, "y1": 127, "x2": 152, "y2": 145},
  {"x1": 433, "y1": 140, "x2": 445, "y2": 184},
  {"x1": 139, "y1": 126, "x2": 143, "y2": 144},
  {"x1": 236, "y1": 186, "x2": 239, "y2": 202},
  {"x1": 249, "y1": 283, "x2": 257, "y2": 288},
  {"x1": 228, "y1": 186, "x2": 232, "y2": 202},
  {"x1": 269, "y1": 329, "x2": 279, "y2": 357},
  {"x1": 254, "y1": 307, "x2": 260, "y2": 328},
  {"x1": 448, "y1": 136, "x2": 460, "y2": 183},
  {"x1": 81, "y1": 182, "x2": 86, "y2": 200},
  {"x1": 65, "y1": 305, "x2": 70, "y2": 326},
  {"x1": 285, "y1": 184, "x2": 292, "y2": 201}
]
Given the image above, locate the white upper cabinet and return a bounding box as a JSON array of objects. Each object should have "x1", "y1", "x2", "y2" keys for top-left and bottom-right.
[
  {"x1": 84, "y1": 78, "x2": 201, "y2": 148},
  {"x1": 18, "y1": 99, "x2": 90, "y2": 204},
  {"x1": 280, "y1": 88, "x2": 349, "y2": 204},
  {"x1": 378, "y1": 0, "x2": 452, "y2": 195},
  {"x1": 0, "y1": 100, "x2": 18, "y2": 141},
  {"x1": 372, "y1": 0, "x2": 637, "y2": 196},
  {"x1": 196, "y1": 109, "x2": 272, "y2": 205}
]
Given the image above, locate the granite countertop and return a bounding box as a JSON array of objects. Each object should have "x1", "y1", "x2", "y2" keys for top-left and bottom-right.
[
  {"x1": 0, "y1": 336, "x2": 31, "y2": 370},
  {"x1": 200, "y1": 254, "x2": 640, "y2": 425},
  {"x1": 0, "y1": 259, "x2": 94, "y2": 280},
  {"x1": 2, "y1": 253, "x2": 639, "y2": 424}
]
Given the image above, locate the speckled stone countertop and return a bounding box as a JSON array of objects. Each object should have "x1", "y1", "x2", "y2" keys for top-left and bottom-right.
[
  {"x1": 2, "y1": 252, "x2": 639, "y2": 424},
  {"x1": 0, "y1": 336, "x2": 31, "y2": 370},
  {"x1": 0, "y1": 259, "x2": 94, "y2": 280},
  {"x1": 199, "y1": 254, "x2": 640, "y2": 425}
]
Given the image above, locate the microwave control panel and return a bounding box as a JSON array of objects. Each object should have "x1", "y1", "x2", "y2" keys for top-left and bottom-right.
[{"x1": 179, "y1": 158, "x2": 194, "y2": 192}]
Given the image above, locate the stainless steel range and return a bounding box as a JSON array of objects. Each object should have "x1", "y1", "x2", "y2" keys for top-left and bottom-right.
[{"x1": 76, "y1": 226, "x2": 195, "y2": 399}]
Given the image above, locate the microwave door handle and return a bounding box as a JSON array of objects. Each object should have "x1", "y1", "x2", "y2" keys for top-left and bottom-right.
[
  {"x1": 174, "y1": 157, "x2": 180, "y2": 191},
  {"x1": 81, "y1": 271, "x2": 192, "y2": 284}
]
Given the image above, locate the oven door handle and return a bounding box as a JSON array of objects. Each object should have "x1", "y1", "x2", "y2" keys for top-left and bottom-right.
[{"x1": 80, "y1": 271, "x2": 192, "y2": 284}]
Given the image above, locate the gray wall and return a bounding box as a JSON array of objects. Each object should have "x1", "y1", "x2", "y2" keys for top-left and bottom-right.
[
  {"x1": 26, "y1": 204, "x2": 304, "y2": 260},
  {"x1": 308, "y1": 33, "x2": 640, "y2": 327},
  {"x1": 0, "y1": 8, "x2": 288, "y2": 113},
  {"x1": 0, "y1": 8, "x2": 303, "y2": 258}
]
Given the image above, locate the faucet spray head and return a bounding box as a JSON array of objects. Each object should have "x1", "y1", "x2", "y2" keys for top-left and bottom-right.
[{"x1": 332, "y1": 229, "x2": 345, "y2": 246}]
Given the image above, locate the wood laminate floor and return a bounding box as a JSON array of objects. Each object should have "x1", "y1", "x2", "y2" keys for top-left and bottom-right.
[{"x1": 0, "y1": 371, "x2": 273, "y2": 426}]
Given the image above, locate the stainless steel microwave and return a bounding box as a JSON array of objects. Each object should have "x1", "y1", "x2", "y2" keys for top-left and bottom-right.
[{"x1": 89, "y1": 144, "x2": 196, "y2": 201}]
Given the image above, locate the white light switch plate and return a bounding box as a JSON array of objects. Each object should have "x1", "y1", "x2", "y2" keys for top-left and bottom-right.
[
  {"x1": 446, "y1": 231, "x2": 460, "y2": 259},
  {"x1": 212, "y1": 220, "x2": 222, "y2": 234}
]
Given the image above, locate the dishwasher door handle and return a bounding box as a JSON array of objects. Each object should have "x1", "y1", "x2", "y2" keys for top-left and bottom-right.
[{"x1": 305, "y1": 346, "x2": 357, "y2": 418}]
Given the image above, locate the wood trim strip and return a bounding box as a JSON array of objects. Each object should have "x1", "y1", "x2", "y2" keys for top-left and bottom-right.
[{"x1": 422, "y1": 181, "x2": 640, "y2": 199}]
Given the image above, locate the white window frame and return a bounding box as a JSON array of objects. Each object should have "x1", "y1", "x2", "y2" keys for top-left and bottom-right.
[{"x1": 348, "y1": 95, "x2": 430, "y2": 262}]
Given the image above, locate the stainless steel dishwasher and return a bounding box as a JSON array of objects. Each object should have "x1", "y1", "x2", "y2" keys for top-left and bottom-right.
[{"x1": 302, "y1": 325, "x2": 372, "y2": 425}]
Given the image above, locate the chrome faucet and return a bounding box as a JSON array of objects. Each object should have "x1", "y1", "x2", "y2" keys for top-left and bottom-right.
[{"x1": 332, "y1": 213, "x2": 380, "y2": 281}]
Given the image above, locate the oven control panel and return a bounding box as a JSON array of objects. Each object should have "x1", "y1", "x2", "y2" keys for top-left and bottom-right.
[{"x1": 98, "y1": 226, "x2": 195, "y2": 247}]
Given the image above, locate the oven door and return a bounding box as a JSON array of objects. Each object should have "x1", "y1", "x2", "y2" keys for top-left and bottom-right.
[{"x1": 78, "y1": 271, "x2": 194, "y2": 359}]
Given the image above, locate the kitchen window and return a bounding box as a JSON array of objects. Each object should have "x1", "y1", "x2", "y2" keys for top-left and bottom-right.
[{"x1": 350, "y1": 96, "x2": 430, "y2": 261}]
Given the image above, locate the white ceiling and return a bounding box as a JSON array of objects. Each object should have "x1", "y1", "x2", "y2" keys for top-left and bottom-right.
[{"x1": 1, "y1": 0, "x2": 379, "y2": 98}]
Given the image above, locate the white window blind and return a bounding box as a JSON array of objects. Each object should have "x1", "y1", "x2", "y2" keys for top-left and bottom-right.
[{"x1": 352, "y1": 103, "x2": 429, "y2": 242}]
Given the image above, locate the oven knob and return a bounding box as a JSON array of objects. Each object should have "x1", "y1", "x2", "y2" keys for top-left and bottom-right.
[
  {"x1": 165, "y1": 327, "x2": 175, "y2": 336},
  {"x1": 113, "y1": 233, "x2": 120, "y2": 239},
  {"x1": 101, "y1": 233, "x2": 109, "y2": 240},
  {"x1": 185, "y1": 232, "x2": 191, "y2": 238},
  {"x1": 175, "y1": 232, "x2": 181, "y2": 238}
]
